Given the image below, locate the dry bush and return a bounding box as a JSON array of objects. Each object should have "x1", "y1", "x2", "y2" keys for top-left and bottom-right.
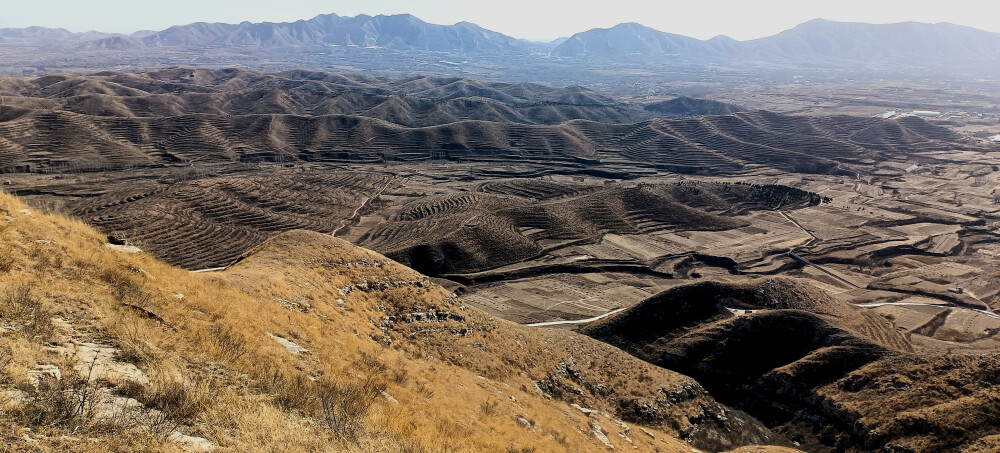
[
  {"x1": 543, "y1": 427, "x2": 569, "y2": 446},
  {"x1": 480, "y1": 399, "x2": 499, "y2": 417},
  {"x1": 118, "y1": 376, "x2": 208, "y2": 425},
  {"x1": 0, "y1": 286, "x2": 53, "y2": 342},
  {"x1": 412, "y1": 379, "x2": 435, "y2": 399},
  {"x1": 358, "y1": 350, "x2": 388, "y2": 376},
  {"x1": 316, "y1": 375, "x2": 386, "y2": 441},
  {"x1": 28, "y1": 241, "x2": 63, "y2": 271},
  {"x1": 97, "y1": 382, "x2": 178, "y2": 441},
  {"x1": 103, "y1": 402, "x2": 178, "y2": 441},
  {"x1": 390, "y1": 357, "x2": 409, "y2": 386},
  {"x1": 0, "y1": 343, "x2": 12, "y2": 380},
  {"x1": 390, "y1": 439, "x2": 431, "y2": 453},
  {"x1": 110, "y1": 316, "x2": 158, "y2": 365},
  {"x1": 257, "y1": 367, "x2": 316, "y2": 411},
  {"x1": 104, "y1": 269, "x2": 153, "y2": 307},
  {"x1": 208, "y1": 323, "x2": 252, "y2": 362},
  {"x1": 507, "y1": 447, "x2": 537, "y2": 453},
  {"x1": 0, "y1": 243, "x2": 15, "y2": 272},
  {"x1": 147, "y1": 379, "x2": 208, "y2": 424},
  {"x1": 17, "y1": 368, "x2": 102, "y2": 428}
]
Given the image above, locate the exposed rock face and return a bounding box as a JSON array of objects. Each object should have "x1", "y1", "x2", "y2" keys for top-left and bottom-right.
[{"x1": 591, "y1": 420, "x2": 615, "y2": 449}]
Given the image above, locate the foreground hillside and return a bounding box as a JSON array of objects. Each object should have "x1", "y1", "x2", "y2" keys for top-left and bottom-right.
[{"x1": 0, "y1": 191, "x2": 796, "y2": 452}]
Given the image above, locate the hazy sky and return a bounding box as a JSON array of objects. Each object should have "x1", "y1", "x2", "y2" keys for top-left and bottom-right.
[{"x1": 3, "y1": 0, "x2": 998, "y2": 41}]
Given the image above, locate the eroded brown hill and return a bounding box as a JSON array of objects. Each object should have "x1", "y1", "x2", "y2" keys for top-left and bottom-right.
[
  {"x1": 581, "y1": 278, "x2": 1000, "y2": 452},
  {"x1": 43, "y1": 174, "x2": 819, "y2": 272},
  {"x1": 364, "y1": 182, "x2": 822, "y2": 276},
  {"x1": 0, "y1": 69, "x2": 973, "y2": 176}
]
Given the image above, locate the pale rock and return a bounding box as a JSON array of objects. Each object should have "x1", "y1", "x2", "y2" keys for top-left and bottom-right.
[
  {"x1": 591, "y1": 421, "x2": 615, "y2": 450},
  {"x1": 268, "y1": 333, "x2": 308, "y2": 354}
]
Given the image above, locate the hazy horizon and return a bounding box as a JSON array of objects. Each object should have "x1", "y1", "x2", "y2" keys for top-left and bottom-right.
[{"x1": 3, "y1": 0, "x2": 999, "y2": 42}]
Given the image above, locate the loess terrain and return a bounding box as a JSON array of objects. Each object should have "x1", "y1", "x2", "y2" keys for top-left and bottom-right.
[
  {"x1": 582, "y1": 278, "x2": 1000, "y2": 452},
  {"x1": 3, "y1": 68, "x2": 1000, "y2": 452},
  {"x1": 0, "y1": 69, "x2": 974, "y2": 177}
]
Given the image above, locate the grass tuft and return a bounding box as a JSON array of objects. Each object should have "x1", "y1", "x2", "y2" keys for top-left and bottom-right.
[
  {"x1": 316, "y1": 375, "x2": 386, "y2": 441},
  {"x1": 0, "y1": 286, "x2": 53, "y2": 342},
  {"x1": 118, "y1": 375, "x2": 209, "y2": 425}
]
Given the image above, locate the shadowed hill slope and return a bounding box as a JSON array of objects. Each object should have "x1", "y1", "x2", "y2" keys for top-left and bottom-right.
[
  {"x1": 644, "y1": 97, "x2": 747, "y2": 117},
  {"x1": 582, "y1": 278, "x2": 1000, "y2": 452}
]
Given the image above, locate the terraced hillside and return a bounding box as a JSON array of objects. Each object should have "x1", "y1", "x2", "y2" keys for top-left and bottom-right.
[
  {"x1": 582, "y1": 278, "x2": 1000, "y2": 452},
  {"x1": 0, "y1": 68, "x2": 639, "y2": 127},
  {"x1": 362, "y1": 182, "x2": 823, "y2": 275},
  {"x1": 66, "y1": 171, "x2": 395, "y2": 269},
  {"x1": 11, "y1": 170, "x2": 820, "y2": 273},
  {"x1": 0, "y1": 69, "x2": 978, "y2": 176}
]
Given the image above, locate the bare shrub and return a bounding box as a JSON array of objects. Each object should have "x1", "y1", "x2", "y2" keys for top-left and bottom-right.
[
  {"x1": 104, "y1": 269, "x2": 152, "y2": 307},
  {"x1": 507, "y1": 447, "x2": 537, "y2": 453},
  {"x1": 18, "y1": 360, "x2": 102, "y2": 428},
  {"x1": 104, "y1": 401, "x2": 177, "y2": 440},
  {"x1": 28, "y1": 241, "x2": 62, "y2": 271},
  {"x1": 390, "y1": 359, "x2": 409, "y2": 386},
  {"x1": 392, "y1": 439, "x2": 430, "y2": 453},
  {"x1": 316, "y1": 375, "x2": 386, "y2": 441},
  {"x1": 544, "y1": 427, "x2": 569, "y2": 446},
  {"x1": 358, "y1": 350, "x2": 388, "y2": 376},
  {"x1": 112, "y1": 317, "x2": 157, "y2": 365},
  {"x1": 412, "y1": 379, "x2": 435, "y2": 399},
  {"x1": 0, "y1": 286, "x2": 53, "y2": 342}
]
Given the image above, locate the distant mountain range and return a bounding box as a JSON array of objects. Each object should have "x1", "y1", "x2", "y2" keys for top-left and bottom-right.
[
  {"x1": 552, "y1": 19, "x2": 1000, "y2": 69},
  {"x1": 1, "y1": 14, "x2": 523, "y2": 52},
  {"x1": 551, "y1": 23, "x2": 719, "y2": 58},
  {"x1": 2, "y1": 15, "x2": 999, "y2": 72}
]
